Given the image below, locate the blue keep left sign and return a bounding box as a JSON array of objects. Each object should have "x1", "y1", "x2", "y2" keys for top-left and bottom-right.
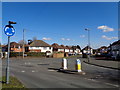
[{"x1": 4, "y1": 26, "x2": 15, "y2": 36}]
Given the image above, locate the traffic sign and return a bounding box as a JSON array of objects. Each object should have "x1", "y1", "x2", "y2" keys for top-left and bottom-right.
[
  {"x1": 4, "y1": 26, "x2": 15, "y2": 36},
  {"x1": 4, "y1": 21, "x2": 16, "y2": 84}
]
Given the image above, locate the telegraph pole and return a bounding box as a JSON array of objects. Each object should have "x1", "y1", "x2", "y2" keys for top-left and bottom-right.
[{"x1": 23, "y1": 29, "x2": 25, "y2": 59}]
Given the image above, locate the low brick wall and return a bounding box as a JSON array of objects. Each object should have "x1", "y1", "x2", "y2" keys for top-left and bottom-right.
[{"x1": 53, "y1": 53, "x2": 64, "y2": 58}]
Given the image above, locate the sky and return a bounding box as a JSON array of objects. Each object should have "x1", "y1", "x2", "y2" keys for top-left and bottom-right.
[{"x1": 2, "y1": 2, "x2": 118, "y2": 49}]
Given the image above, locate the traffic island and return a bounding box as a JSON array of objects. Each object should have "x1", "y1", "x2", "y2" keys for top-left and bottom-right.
[
  {"x1": 57, "y1": 58, "x2": 86, "y2": 75},
  {"x1": 58, "y1": 69, "x2": 86, "y2": 75},
  {"x1": 1, "y1": 76, "x2": 26, "y2": 89}
]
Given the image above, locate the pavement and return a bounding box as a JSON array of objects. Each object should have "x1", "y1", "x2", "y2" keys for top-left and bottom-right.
[{"x1": 83, "y1": 57, "x2": 120, "y2": 70}]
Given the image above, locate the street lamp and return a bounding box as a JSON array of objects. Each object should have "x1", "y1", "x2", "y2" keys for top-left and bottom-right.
[{"x1": 85, "y1": 28, "x2": 90, "y2": 62}]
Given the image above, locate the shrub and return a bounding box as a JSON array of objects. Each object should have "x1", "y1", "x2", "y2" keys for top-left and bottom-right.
[{"x1": 10, "y1": 52, "x2": 23, "y2": 57}]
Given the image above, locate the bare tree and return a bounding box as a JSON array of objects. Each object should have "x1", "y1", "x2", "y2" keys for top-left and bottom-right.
[
  {"x1": 18, "y1": 40, "x2": 27, "y2": 45},
  {"x1": 33, "y1": 37, "x2": 37, "y2": 41}
]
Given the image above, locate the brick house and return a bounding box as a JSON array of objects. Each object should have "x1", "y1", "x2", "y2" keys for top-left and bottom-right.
[
  {"x1": 3, "y1": 42, "x2": 23, "y2": 52},
  {"x1": 60, "y1": 45, "x2": 69, "y2": 53},
  {"x1": 51, "y1": 43, "x2": 64, "y2": 52},
  {"x1": 66, "y1": 46, "x2": 73, "y2": 53}
]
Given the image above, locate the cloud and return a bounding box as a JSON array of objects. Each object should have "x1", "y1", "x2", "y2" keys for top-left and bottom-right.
[
  {"x1": 42, "y1": 37, "x2": 52, "y2": 40},
  {"x1": 66, "y1": 38, "x2": 70, "y2": 41},
  {"x1": 61, "y1": 38, "x2": 65, "y2": 41},
  {"x1": 80, "y1": 35, "x2": 85, "y2": 38},
  {"x1": 61, "y1": 38, "x2": 71, "y2": 41},
  {"x1": 98, "y1": 25, "x2": 114, "y2": 32},
  {"x1": 102, "y1": 35, "x2": 118, "y2": 40}
]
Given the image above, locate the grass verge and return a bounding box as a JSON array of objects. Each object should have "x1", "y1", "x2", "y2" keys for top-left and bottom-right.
[{"x1": 1, "y1": 76, "x2": 26, "y2": 89}]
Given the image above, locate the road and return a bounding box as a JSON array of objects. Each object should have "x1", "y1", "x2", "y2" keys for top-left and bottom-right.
[{"x1": 2, "y1": 57, "x2": 120, "y2": 88}]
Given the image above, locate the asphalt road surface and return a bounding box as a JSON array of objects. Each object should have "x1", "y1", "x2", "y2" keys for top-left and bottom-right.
[{"x1": 2, "y1": 57, "x2": 120, "y2": 88}]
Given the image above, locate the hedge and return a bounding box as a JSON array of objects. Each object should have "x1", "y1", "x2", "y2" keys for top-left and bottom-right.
[
  {"x1": 10, "y1": 52, "x2": 23, "y2": 57},
  {"x1": 9, "y1": 52, "x2": 46, "y2": 57},
  {"x1": 25, "y1": 52, "x2": 46, "y2": 57}
]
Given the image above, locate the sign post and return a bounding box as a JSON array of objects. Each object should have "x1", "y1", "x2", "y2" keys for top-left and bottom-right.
[
  {"x1": 6, "y1": 36, "x2": 10, "y2": 84},
  {"x1": 4, "y1": 21, "x2": 16, "y2": 84}
]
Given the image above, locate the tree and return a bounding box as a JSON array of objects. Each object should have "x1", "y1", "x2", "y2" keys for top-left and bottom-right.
[
  {"x1": 18, "y1": 40, "x2": 27, "y2": 45},
  {"x1": 33, "y1": 37, "x2": 37, "y2": 41}
]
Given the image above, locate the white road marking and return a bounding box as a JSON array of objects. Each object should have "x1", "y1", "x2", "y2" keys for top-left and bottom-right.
[
  {"x1": 84, "y1": 78, "x2": 119, "y2": 87},
  {"x1": 32, "y1": 70, "x2": 35, "y2": 72},
  {"x1": 85, "y1": 78, "x2": 99, "y2": 82},
  {"x1": 48, "y1": 70, "x2": 55, "y2": 71},
  {"x1": 21, "y1": 70, "x2": 25, "y2": 72},
  {"x1": 25, "y1": 62, "x2": 31, "y2": 65},
  {"x1": 104, "y1": 82, "x2": 119, "y2": 87}
]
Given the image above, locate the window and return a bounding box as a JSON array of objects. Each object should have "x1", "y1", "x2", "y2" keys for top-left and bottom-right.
[
  {"x1": 36, "y1": 47, "x2": 39, "y2": 49},
  {"x1": 43, "y1": 47, "x2": 47, "y2": 50}
]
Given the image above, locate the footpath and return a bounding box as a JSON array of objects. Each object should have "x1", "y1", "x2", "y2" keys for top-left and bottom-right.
[{"x1": 83, "y1": 57, "x2": 120, "y2": 70}]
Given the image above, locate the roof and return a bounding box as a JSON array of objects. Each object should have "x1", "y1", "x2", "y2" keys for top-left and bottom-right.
[
  {"x1": 97, "y1": 46, "x2": 108, "y2": 50},
  {"x1": 1, "y1": 45, "x2": 6, "y2": 47},
  {"x1": 111, "y1": 40, "x2": 120, "y2": 46},
  {"x1": 51, "y1": 43, "x2": 63, "y2": 49},
  {"x1": 82, "y1": 46, "x2": 92, "y2": 50},
  {"x1": 60, "y1": 45, "x2": 68, "y2": 49},
  {"x1": 71, "y1": 46, "x2": 81, "y2": 50},
  {"x1": 5, "y1": 42, "x2": 22, "y2": 48},
  {"x1": 66, "y1": 46, "x2": 72, "y2": 49},
  {"x1": 100, "y1": 46, "x2": 107, "y2": 48},
  {"x1": 29, "y1": 40, "x2": 51, "y2": 47}
]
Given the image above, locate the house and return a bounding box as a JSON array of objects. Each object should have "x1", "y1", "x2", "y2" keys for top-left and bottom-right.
[
  {"x1": 26, "y1": 40, "x2": 53, "y2": 53},
  {"x1": 82, "y1": 46, "x2": 93, "y2": 55},
  {"x1": 3, "y1": 42, "x2": 23, "y2": 52},
  {"x1": 51, "y1": 43, "x2": 64, "y2": 52},
  {"x1": 96, "y1": 46, "x2": 108, "y2": 55},
  {"x1": 1, "y1": 45, "x2": 6, "y2": 52},
  {"x1": 60, "y1": 45, "x2": 69, "y2": 53},
  {"x1": 66, "y1": 46, "x2": 73, "y2": 53},
  {"x1": 108, "y1": 40, "x2": 120, "y2": 60},
  {"x1": 72, "y1": 45, "x2": 81, "y2": 54},
  {"x1": 0, "y1": 44, "x2": 3, "y2": 58}
]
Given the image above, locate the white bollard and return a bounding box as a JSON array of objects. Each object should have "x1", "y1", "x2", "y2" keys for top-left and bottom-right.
[
  {"x1": 62, "y1": 58, "x2": 68, "y2": 70},
  {"x1": 75, "y1": 59, "x2": 82, "y2": 72}
]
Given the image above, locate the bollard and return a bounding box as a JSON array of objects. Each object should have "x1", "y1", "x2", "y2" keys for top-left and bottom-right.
[
  {"x1": 75, "y1": 59, "x2": 82, "y2": 72},
  {"x1": 62, "y1": 58, "x2": 68, "y2": 70}
]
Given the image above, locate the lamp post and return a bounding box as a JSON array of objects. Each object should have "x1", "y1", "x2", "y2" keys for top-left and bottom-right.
[
  {"x1": 23, "y1": 29, "x2": 25, "y2": 59},
  {"x1": 85, "y1": 28, "x2": 90, "y2": 62}
]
